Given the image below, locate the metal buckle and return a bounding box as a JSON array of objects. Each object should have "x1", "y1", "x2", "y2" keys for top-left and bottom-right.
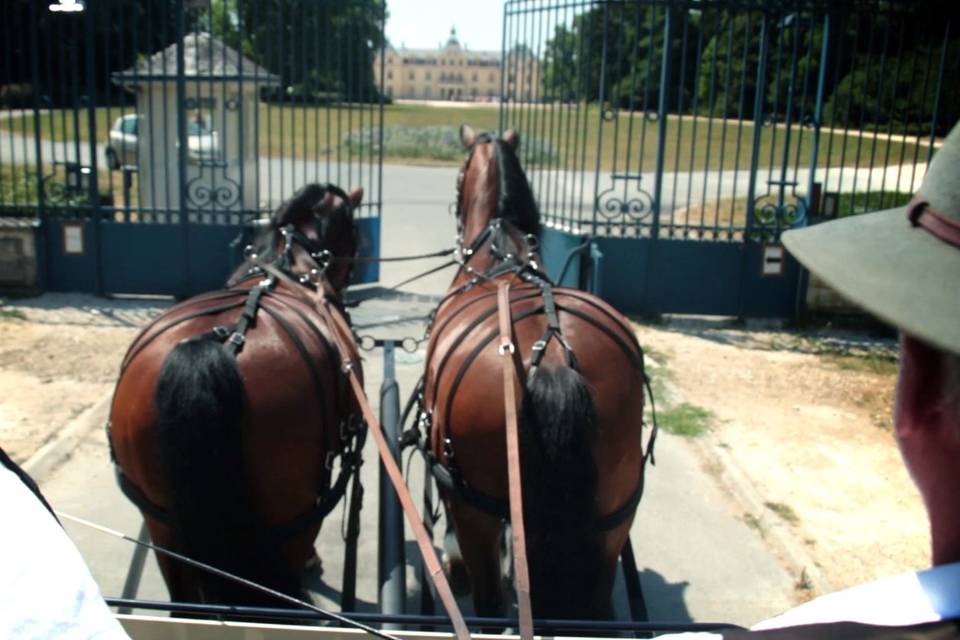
[
  {"x1": 531, "y1": 339, "x2": 547, "y2": 352},
  {"x1": 212, "y1": 325, "x2": 231, "y2": 340},
  {"x1": 228, "y1": 332, "x2": 245, "y2": 348},
  {"x1": 498, "y1": 341, "x2": 515, "y2": 356}
]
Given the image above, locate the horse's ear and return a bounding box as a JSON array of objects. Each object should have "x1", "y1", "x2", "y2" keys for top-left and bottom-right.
[
  {"x1": 460, "y1": 124, "x2": 477, "y2": 149},
  {"x1": 347, "y1": 186, "x2": 363, "y2": 210},
  {"x1": 502, "y1": 129, "x2": 520, "y2": 150}
]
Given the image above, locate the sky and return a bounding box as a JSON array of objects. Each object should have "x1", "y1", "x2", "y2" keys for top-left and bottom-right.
[{"x1": 384, "y1": 0, "x2": 507, "y2": 52}]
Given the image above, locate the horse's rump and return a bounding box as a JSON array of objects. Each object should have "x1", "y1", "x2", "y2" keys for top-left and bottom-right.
[{"x1": 109, "y1": 279, "x2": 357, "y2": 601}]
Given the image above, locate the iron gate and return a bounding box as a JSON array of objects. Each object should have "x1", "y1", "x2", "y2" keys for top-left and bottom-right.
[
  {"x1": 0, "y1": 0, "x2": 386, "y2": 298},
  {"x1": 500, "y1": 0, "x2": 955, "y2": 317}
]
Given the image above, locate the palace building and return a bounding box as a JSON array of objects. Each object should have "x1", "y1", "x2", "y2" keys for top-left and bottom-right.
[{"x1": 374, "y1": 28, "x2": 540, "y2": 103}]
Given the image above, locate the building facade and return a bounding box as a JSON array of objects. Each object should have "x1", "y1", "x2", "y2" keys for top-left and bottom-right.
[{"x1": 374, "y1": 28, "x2": 540, "y2": 102}]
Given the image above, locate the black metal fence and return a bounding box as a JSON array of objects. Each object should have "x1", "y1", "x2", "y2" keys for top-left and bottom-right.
[
  {"x1": 0, "y1": 0, "x2": 386, "y2": 297},
  {"x1": 498, "y1": 0, "x2": 955, "y2": 317},
  {"x1": 499, "y1": 0, "x2": 955, "y2": 241}
]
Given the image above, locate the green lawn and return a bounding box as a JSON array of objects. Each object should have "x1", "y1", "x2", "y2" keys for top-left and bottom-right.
[{"x1": 0, "y1": 102, "x2": 925, "y2": 173}]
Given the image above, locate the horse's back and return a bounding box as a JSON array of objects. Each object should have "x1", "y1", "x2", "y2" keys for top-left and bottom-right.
[
  {"x1": 425, "y1": 280, "x2": 647, "y2": 514},
  {"x1": 110, "y1": 281, "x2": 353, "y2": 534}
]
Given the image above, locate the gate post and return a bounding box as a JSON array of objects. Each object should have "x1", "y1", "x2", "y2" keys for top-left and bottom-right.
[
  {"x1": 744, "y1": 13, "x2": 770, "y2": 235},
  {"x1": 83, "y1": 2, "x2": 104, "y2": 295},
  {"x1": 651, "y1": 4, "x2": 674, "y2": 242},
  {"x1": 175, "y1": 0, "x2": 191, "y2": 299},
  {"x1": 378, "y1": 340, "x2": 406, "y2": 624}
]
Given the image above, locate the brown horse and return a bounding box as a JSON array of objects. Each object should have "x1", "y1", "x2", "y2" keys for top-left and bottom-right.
[
  {"x1": 108, "y1": 183, "x2": 365, "y2": 606},
  {"x1": 418, "y1": 126, "x2": 655, "y2": 620}
]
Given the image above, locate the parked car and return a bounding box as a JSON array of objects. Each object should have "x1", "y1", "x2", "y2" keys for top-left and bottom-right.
[{"x1": 104, "y1": 114, "x2": 220, "y2": 169}]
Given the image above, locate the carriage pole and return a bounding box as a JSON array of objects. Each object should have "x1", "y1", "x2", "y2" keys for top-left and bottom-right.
[
  {"x1": 378, "y1": 340, "x2": 406, "y2": 625},
  {"x1": 116, "y1": 521, "x2": 150, "y2": 614}
]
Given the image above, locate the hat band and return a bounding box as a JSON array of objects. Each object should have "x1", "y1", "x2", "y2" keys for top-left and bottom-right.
[{"x1": 907, "y1": 196, "x2": 960, "y2": 249}]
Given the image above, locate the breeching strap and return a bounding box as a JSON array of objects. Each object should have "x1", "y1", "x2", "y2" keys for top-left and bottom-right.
[
  {"x1": 496, "y1": 282, "x2": 534, "y2": 640},
  {"x1": 256, "y1": 261, "x2": 471, "y2": 640}
]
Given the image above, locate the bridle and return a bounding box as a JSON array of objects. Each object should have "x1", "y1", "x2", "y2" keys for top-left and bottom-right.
[
  {"x1": 453, "y1": 135, "x2": 541, "y2": 281},
  {"x1": 231, "y1": 183, "x2": 357, "y2": 291}
]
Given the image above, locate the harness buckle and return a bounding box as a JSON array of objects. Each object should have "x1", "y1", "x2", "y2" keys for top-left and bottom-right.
[
  {"x1": 228, "y1": 332, "x2": 245, "y2": 348},
  {"x1": 341, "y1": 359, "x2": 354, "y2": 374},
  {"x1": 498, "y1": 340, "x2": 516, "y2": 356},
  {"x1": 531, "y1": 339, "x2": 547, "y2": 353},
  {"x1": 212, "y1": 325, "x2": 231, "y2": 340}
]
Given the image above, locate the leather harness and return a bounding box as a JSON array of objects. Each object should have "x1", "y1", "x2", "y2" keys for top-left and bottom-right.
[
  {"x1": 108, "y1": 199, "x2": 364, "y2": 546},
  {"x1": 402, "y1": 218, "x2": 659, "y2": 533}
]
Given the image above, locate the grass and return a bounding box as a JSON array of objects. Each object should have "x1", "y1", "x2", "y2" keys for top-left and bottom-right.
[
  {"x1": 0, "y1": 103, "x2": 925, "y2": 172},
  {"x1": 671, "y1": 189, "x2": 913, "y2": 233},
  {"x1": 821, "y1": 352, "x2": 899, "y2": 376},
  {"x1": 742, "y1": 512, "x2": 764, "y2": 534},
  {"x1": 0, "y1": 163, "x2": 137, "y2": 212},
  {"x1": 656, "y1": 402, "x2": 712, "y2": 437},
  {"x1": 0, "y1": 308, "x2": 27, "y2": 320},
  {"x1": 764, "y1": 501, "x2": 800, "y2": 526},
  {"x1": 833, "y1": 191, "x2": 913, "y2": 218}
]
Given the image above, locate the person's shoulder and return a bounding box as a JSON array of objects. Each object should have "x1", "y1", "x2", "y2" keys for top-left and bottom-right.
[{"x1": 752, "y1": 563, "x2": 960, "y2": 630}]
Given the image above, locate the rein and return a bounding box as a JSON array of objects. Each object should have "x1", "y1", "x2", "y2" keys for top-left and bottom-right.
[{"x1": 496, "y1": 282, "x2": 534, "y2": 640}]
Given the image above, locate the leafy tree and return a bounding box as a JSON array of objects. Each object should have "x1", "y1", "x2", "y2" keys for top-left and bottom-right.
[
  {"x1": 541, "y1": 4, "x2": 713, "y2": 111},
  {"x1": 207, "y1": 0, "x2": 386, "y2": 104}
]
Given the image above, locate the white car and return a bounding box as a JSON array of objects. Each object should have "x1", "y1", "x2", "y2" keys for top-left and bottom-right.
[{"x1": 104, "y1": 114, "x2": 220, "y2": 169}]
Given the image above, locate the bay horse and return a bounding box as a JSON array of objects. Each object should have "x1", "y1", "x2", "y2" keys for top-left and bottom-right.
[
  {"x1": 417, "y1": 126, "x2": 655, "y2": 620},
  {"x1": 108, "y1": 183, "x2": 364, "y2": 606}
]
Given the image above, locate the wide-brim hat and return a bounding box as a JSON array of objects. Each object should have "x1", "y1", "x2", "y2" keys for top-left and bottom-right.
[{"x1": 782, "y1": 121, "x2": 960, "y2": 355}]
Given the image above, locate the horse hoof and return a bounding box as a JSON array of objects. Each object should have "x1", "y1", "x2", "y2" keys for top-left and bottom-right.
[{"x1": 443, "y1": 554, "x2": 472, "y2": 596}]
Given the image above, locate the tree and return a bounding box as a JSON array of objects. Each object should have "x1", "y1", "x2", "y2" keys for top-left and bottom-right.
[{"x1": 208, "y1": 0, "x2": 386, "y2": 104}]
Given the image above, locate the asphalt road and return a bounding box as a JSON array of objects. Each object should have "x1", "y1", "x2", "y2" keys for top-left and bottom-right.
[{"x1": 31, "y1": 174, "x2": 800, "y2": 630}]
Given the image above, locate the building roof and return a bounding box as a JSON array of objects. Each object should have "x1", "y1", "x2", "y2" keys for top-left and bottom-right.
[{"x1": 114, "y1": 32, "x2": 279, "y2": 86}]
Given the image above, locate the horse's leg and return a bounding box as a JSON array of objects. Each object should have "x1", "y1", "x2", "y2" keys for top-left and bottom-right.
[
  {"x1": 446, "y1": 501, "x2": 505, "y2": 618},
  {"x1": 146, "y1": 521, "x2": 201, "y2": 604},
  {"x1": 441, "y1": 504, "x2": 471, "y2": 595}
]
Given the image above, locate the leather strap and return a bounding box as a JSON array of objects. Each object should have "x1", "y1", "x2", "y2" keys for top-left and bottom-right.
[
  {"x1": 496, "y1": 282, "x2": 534, "y2": 640},
  {"x1": 908, "y1": 195, "x2": 960, "y2": 249},
  {"x1": 255, "y1": 261, "x2": 472, "y2": 640}
]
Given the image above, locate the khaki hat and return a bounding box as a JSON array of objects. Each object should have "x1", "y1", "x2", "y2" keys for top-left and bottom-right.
[{"x1": 782, "y1": 122, "x2": 960, "y2": 355}]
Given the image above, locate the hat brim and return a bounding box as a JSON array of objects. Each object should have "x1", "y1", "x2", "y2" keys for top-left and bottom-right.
[{"x1": 782, "y1": 206, "x2": 960, "y2": 355}]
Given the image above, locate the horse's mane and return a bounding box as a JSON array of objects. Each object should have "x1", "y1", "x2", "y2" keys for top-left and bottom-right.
[{"x1": 491, "y1": 138, "x2": 541, "y2": 236}]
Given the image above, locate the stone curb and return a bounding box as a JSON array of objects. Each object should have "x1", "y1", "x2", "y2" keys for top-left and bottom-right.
[
  {"x1": 645, "y1": 342, "x2": 833, "y2": 601},
  {"x1": 23, "y1": 393, "x2": 112, "y2": 484},
  {"x1": 693, "y1": 432, "x2": 834, "y2": 599}
]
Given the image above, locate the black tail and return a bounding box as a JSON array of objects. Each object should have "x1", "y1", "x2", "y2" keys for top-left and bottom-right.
[
  {"x1": 155, "y1": 339, "x2": 295, "y2": 604},
  {"x1": 519, "y1": 365, "x2": 607, "y2": 619}
]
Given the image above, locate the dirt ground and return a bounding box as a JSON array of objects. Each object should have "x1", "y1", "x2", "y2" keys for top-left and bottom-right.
[
  {"x1": 0, "y1": 294, "x2": 929, "y2": 599},
  {"x1": 634, "y1": 317, "x2": 928, "y2": 594}
]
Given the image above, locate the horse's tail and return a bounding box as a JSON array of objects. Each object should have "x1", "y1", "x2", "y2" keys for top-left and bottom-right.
[
  {"x1": 519, "y1": 364, "x2": 606, "y2": 619},
  {"x1": 154, "y1": 338, "x2": 294, "y2": 603}
]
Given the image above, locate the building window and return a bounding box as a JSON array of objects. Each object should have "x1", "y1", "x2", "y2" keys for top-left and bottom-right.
[
  {"x1": 489, "y1": 72, "x2": 495, "y2": 82},
  {"x1": 472, "y1": 73, "x2": 478, "y2": 81},
  {"x1": 387, "y1": 71, "x2": 392, "y2": 80},
  {"x1": 426, "y1": 71, "x2": 431, "y2": 80},
  {"x1": 388, "y1": 57, "x2": 393, "y2": 64},
  {"x1": 409, "y1": 71, "x2": 415, "y2": 80}
]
